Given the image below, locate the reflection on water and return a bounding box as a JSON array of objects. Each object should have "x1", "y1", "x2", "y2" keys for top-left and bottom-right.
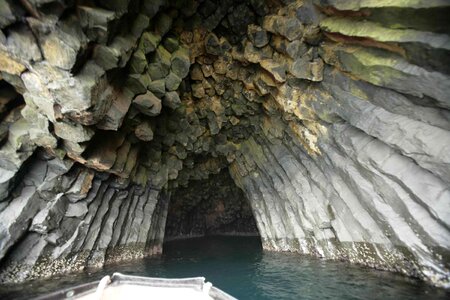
[{"x1": 0, "y1": 236, "x2": 449, "y2": 299}]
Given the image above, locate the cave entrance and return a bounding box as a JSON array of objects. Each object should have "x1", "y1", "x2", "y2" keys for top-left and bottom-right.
[{"x1": 163, "y1": 168, "x2": 260, "y2": 242}]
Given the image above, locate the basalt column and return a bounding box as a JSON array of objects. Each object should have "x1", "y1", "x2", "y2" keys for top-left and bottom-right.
[{"x1": 0, "y1": 0, "x2": 449, "y2": 288}]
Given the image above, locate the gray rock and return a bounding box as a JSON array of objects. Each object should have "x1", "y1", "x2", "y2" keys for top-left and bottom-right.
[
  {"x1": 148, "y1": 79, "x2": 166, "y2": 98},
  {"x1": 0, "y1": 0, "x2": 449, "y2": 289},
  {"x1": 97, "y1": 89, "x2": 133, "y2": 131},
  {"x1": 191, "y1": 83, "x2": 205, "y2": 99},
  {"x1": 205, "y1": 33, "x2": 222, "y2": 56},
  {"x1": 296, "y1": 2, "x2": 320, "y2": 25},
  {"x1": 0, "y1": 0, "x2": 18, "y2": 28},
  {"x1": 66, "y1": 169, "x2": 95, "y2": 202},
  {"x1": 263, "y1": 15, "x2": 303, "y2": 41},
  {"x1": 66, "y1": 201, "x2": 88, "y2": 218},
  {"x1": 39, "y1": 26, "x2": 82, "y2": 70},
  {"x1": 155, "y1": 13, "x2": 173, "y2": 36},
  {"x1": 31, "y1": 194, "x2": 68, "y2": 234},
  {"x1": 98, "y1": 0, "x2": 130, "y2": 13},
  {"x1": 142, "y1": 0, "x2": 164, "y2": 18},
  {"x1": 133, "y1": 91, "x2": 162, "y2": 117},
  {"x1": 170, "y1": 48, "x2": 190, "y2": 79},
  {"x1": 139, "y1": 32, "x2": 161, "y2": 54},
  {"x1": 165, "y1": 72, "x2": 182, "y2": 91},
  {"x1": 93, "y1": 45, "x2": 119, "y2": 70},
  {"x1": 289, "y1": 58, "x2": 323, "y2": 81},
  {"x1": 227, "y1": 3, "x2": 255, "y2": 35},
  {"x1": 79, "y1": 6, "x2": 115, "y2": 43},
  {"x1": 147, "y1": 62, "x2": 169, "y2": 80},
  {"x1": 163, "y1": 91, "x2": 181, "y2": 109},
  {"x1": 126, "y1": 73, "x2": 150, "y2": 95},
  {"x1": 54, "y1": 121, "x2": 95, "y2": 143},
  {"x1": 163, "y1": 37, "x2": 179, "y2": 53},
  {"x1": 260, "y1": 59, "x2": 286, "y2": 83},
  {"x1": 135, "y1": 121, "x2": 154, "y2": 141},
  {"x1": 129, "y1": 50, "x2": 147, "y2": 74},
  {"x1": 247, "y1": 25, "x2": 269, "y2": 48},
  {"x1": 131, "y1": 14, "x2": 150, "y2": 38}
]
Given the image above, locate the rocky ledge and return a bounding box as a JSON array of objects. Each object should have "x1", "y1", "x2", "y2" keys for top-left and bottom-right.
[{"x1": 0, "y1": 0, "x2": 449, "y2": 287}]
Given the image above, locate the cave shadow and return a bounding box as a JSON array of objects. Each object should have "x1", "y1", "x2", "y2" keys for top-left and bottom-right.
[{"x1": 162, "y1": 168, "x2": 261, "y2": 249}]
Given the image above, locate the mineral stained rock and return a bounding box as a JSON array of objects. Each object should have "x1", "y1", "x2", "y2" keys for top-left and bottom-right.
[{"x1": 0, "y1": 0, "x2": 449, "y2": 288}]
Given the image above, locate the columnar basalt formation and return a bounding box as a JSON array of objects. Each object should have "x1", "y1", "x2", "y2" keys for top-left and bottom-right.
[{"x1": 0, "y1": 0, "x2": 449, "y2": 287}]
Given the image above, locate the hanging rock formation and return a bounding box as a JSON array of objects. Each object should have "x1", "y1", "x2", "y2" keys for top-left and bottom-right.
[{"x1": 0, "y1": 0, "x2": 449, "y2": 287}]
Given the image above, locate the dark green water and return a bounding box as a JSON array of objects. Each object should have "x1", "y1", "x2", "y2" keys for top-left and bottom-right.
[{"x1": 0, "y1": 236, "x2": 449, "y2": 299}]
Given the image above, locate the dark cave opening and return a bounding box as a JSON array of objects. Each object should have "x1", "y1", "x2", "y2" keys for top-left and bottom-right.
[{"x1": 164, "y1": 168, "x2": 259, "y2": 241}]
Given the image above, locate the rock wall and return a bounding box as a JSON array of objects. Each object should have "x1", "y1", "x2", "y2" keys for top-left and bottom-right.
[
  {"x1": 0, "y1": 150, "x2": 169, "y2": 283},
  {"x1": 227, "y1": 0, "x2": 450, "y2": 287},
  {"x1": 165, "y1": 168, "x2": 258, "y2": 240},
  {"x1": 0, "y1": 0, "x2": 449, "y2": 287}
]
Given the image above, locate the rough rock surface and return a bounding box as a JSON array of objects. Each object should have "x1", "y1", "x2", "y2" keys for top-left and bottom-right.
[
  {"x1": 165, "y1": 169, "x2": 258, "y2": 239},
  {"x1": 0, "y1": 0, "x2": 449, "y2": 288}
]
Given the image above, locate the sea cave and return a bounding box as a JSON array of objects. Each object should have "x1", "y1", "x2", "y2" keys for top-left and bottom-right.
[{"x1": 0, "y1": 0, "x2": 449, "y2": 298}]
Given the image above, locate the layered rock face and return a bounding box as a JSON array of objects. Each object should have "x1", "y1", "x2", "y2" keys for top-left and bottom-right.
[{"x1": 0, "y1": 0, "x2": 449, "y2": 287}]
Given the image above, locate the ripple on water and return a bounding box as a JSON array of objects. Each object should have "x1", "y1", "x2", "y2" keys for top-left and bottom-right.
[{"x1": 0, "y1": 236, "x2": 449, "y2": 300}]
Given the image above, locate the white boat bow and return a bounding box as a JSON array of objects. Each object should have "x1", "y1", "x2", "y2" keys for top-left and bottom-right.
[{"x1": 36, "y1": 273, "x2": 237, "y2": 300}]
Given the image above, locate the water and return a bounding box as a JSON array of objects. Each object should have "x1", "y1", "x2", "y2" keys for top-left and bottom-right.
[{"x1": 0, "y1": 236, "x2": 449, "y2": 299}]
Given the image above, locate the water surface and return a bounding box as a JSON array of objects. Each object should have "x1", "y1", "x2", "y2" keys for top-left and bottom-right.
[{"x1": 0, "y1": 236, "x2": 448, "y2": 299}]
